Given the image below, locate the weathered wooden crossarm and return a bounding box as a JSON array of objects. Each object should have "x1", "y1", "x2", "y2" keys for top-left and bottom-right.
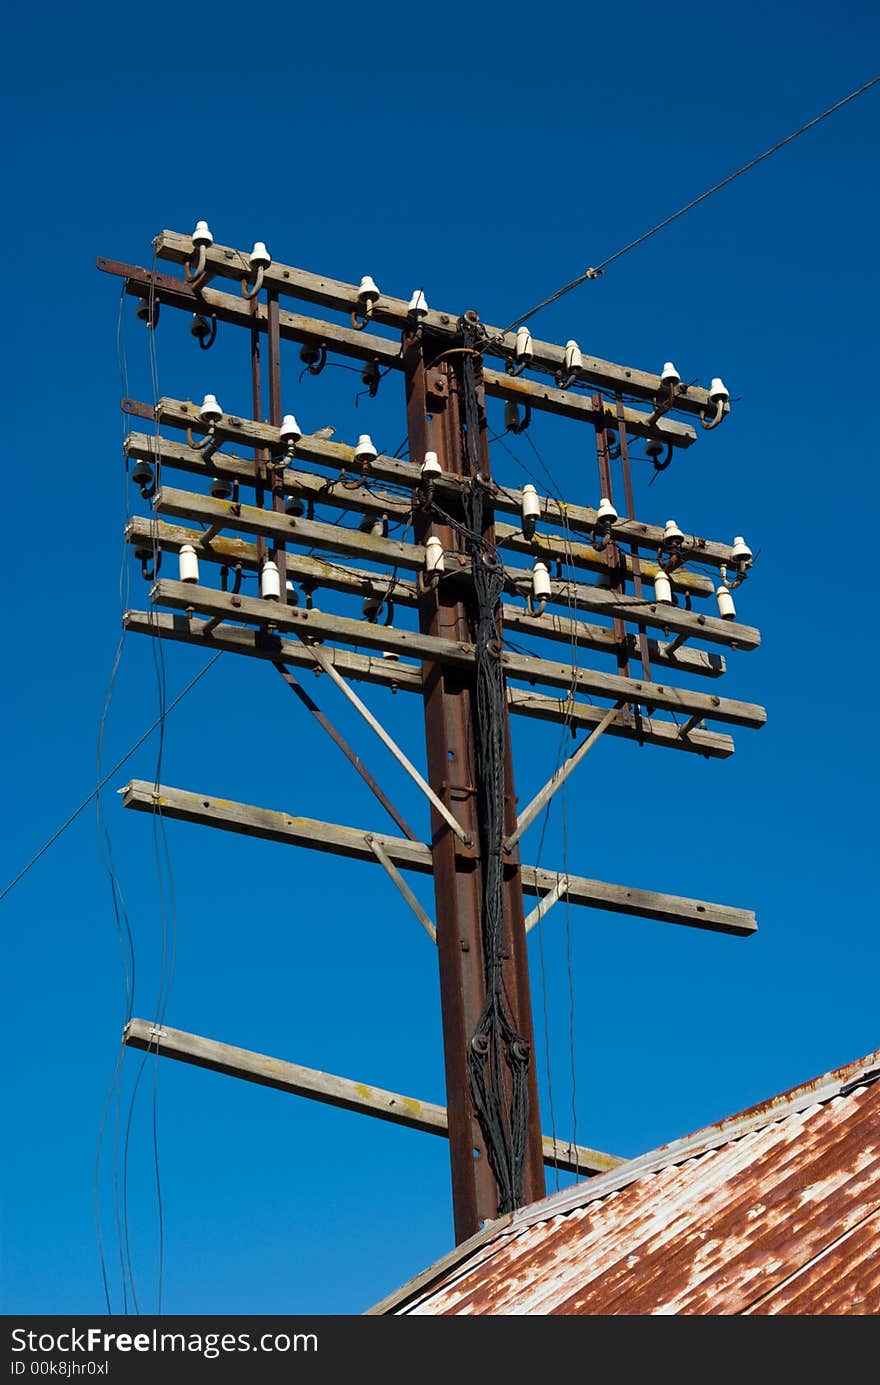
[
  {"x1": 122, "y1": 611, "x2": 735, "y2": 757},
  {"x1": 153, "y1": 480, "x2": 715, "y2": 598},
  {"x1": 122, "y1": 1018, "x2": 620, "y2": 1177},
  {"x1": 138, "y1": 465, "x2": 758, "y2": 648},
  {"x1": 98, "y1": 257, "x2": 696, "y2": 445},
  {"x1": 155, "y1": 484, "x2": 426, "y2": 573},
  {"x1": 125, "y1": 515, "x2": 727, "y2": 680},
  {"x1": 120, "y1": 781, "x2": 757, "y2": 936},
  {"x1": 153, "y1": 229, "x2": 716, "y2": 421},
  {"x1": 149, "y1": 578, "x2": 767, "y2": 730},
  {"x1": 126, "y1": 426, "x2": 742, "y2": 572}
]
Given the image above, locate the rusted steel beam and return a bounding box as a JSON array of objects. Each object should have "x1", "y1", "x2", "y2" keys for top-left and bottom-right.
[{"x1": 406, "y1": 321, "x2": 545, "y2": 1240}]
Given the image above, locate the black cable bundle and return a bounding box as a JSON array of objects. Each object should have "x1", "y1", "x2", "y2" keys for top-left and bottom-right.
[{"x1": 458, "y1": 321, "x2": 531, "y2": 1214}]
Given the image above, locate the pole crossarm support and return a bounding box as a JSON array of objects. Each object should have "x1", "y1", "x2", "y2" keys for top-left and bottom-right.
[
  {"x1": 505, "y1": 704, "x2": 622, "y2": 852},
  {"x1": 149, "y1": 579, "x2": 767, "y2": 731},
  {"x1": 123, "y1": 609, "x2": 736, "y2": 758},
  {"x1": 524, "y1": 876, "x2": 570, "y2": 933},
  {"x1": 99, "y1": 258, "x2": 697, "y2": 445},
  {"x1": 152, "y1": 229, "x2": 717, "y2": 422},
  {"x1": 125, "y1": 514, "x2": 727, "y2": 680},
  {"x1": 296, "y1": 638, "x2": 471, "y2": 845},
  {"x1": 366, "y1": 834, "x2": 436, "y2": 942},
  {"x1": 272, "y1": 661, "x2": 417, "y2": 842},
  {"x1": 120, "y1": 780, "x2": 758, "y2": 936},
  {"x1": 122, "y1": 1018, "x2": 621, "y2": 1177},
  {"x1": 127, "y1": 426, "x2": 745, "y2": 574}
]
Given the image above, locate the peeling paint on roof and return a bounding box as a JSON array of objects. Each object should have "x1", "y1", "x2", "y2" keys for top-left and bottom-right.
[{"x1": 371, "y1": 1050, "x2": 880, "y2": 1316}]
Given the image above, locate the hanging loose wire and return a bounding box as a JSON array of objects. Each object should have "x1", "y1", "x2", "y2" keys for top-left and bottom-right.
[
  {"x1": 495, "y1": 422, "x2": 593, "y2": 1182},
  {"x1": 144, "y1": 252, "x2": 174, "y2": 1315},
  {"x1": 2, "y1": 655, "x2": 223, "y2": 906},
  {"x1": 503, "y1": 75, "x2": 880, "y2": 333}
]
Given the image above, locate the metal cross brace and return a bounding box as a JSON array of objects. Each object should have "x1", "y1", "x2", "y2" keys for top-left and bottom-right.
[
  {"x1": 365, "y1": 834, "x2": 437, "y2": 943},
  {"x1": 524, "y1": 875, "x2": 571, "y2": 933},
  {"x1": 504, "y1": 702, "x2": 622, "y2": 853},
  {"x1": 298, "y1": 636, "x2": 472, "y2": 845}
]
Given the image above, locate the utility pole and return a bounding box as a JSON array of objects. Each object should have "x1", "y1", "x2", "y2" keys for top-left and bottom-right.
[
  {"x1": 99, "y1": 226, "x2": 765, "y2": 1250},
  {"x1": 405, "y1": 320, "x2": 544, "y2": 1238}
]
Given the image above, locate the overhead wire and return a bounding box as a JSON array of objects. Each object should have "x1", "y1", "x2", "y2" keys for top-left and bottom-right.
[
  {"x1": 0, "y1": 654, "x2": 223, "y2": 909},
  {"x1": 503, "y1": 75, "x2": 880, "y2": 333}
]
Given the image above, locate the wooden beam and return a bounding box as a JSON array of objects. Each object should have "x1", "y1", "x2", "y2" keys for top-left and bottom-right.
[
  {"x1": 155, "y1": 484, "x2": 426, "y2": 575},
  {"x1": 153, "y1": 229, "x2": 716, "y2": 421},
  {"x1": 152, "y1": 477, "x2": 715, "y2": 598},
  {"x1": 123, "y1": 1017, "x2": 620, "y2": 1176},
  {"x1": 150, "y1": 578, "x2": 767, "y2": 730},
  {"x1": 100, "y1": 258, "x2": 697, "y2": 445},
  {"x1": 505, "y1": 686, "x2": 734, "y2": 756},
  {"x1": 125, "y1": 515, "x2": 727, "y2": 680},
  {"x1": 121, "y1": 780, "x2": 757, "y2": 936},
  {"x1": 496, "y1": 525, "x2": 714, "y2": 596},
  {"x1": 502, "y1": 605, "x2": 726, "y2": 680},
  {"x1": 122, "y1": 611, "x2": 735, "y2": 757},
  {"x1": 138, "y1": 460, "x2": 757, "y2": 647},
  {"x1": 126, "y1": 426, "x2": 741, "y2": 572}
]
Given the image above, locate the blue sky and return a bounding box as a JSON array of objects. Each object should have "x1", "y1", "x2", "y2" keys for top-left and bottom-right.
[{"x1": 2, "y1": 0, "x2": 878, "y2": 1317}]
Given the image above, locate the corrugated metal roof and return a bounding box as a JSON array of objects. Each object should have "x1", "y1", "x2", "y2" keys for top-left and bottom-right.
[{"x1": 371, "y1": 1049, "x2": 880, "y2": 1315}]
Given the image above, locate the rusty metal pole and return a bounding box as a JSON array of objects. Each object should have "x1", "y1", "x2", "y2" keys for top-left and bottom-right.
[{"x1": 405, "y1": 325, "x2": 545, "y2": 1242}]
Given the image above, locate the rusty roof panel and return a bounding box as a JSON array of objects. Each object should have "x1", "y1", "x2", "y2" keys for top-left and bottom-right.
[{"x1": 378, "y1": 1051, "x2": 880, "y2": 1316}]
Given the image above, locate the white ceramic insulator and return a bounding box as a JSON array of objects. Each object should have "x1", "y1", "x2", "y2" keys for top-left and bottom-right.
[
  {"x1": 522, "y1": 484, "x2": 541, "y2": 525},
  {"x1": 654, "y1": 571, "x2": 673, "y2": 604},
  {"x1": 532, "y1": 561, "x2": 551, "y2": 601},
  {"x1": 716, "y1": 585, "x2": 736, "y2": 620},
  {"x1": 261, "y1": 560, "x2": 281, "y2": 601},
  {"x1": 179, "y1": 544, "x2": 200, "y2": 584},
  {"x1": 564, "y1": 339, "x2": 583, "y2": 372},
  {"x1": 515, "y1": 326, "x2": 533, "y2": 360},
  {"x1": 425, "y1": 537, "x2": 445, "y2": 573}
]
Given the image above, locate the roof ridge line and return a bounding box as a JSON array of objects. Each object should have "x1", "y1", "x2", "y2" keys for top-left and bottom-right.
[{"x1": 508, "y1": 1048, "x2": 880, "y2": 1232}]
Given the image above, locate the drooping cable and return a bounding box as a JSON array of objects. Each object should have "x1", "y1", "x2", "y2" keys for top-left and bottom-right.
[
  {"x1": 1, "y1": 655, "x2": 222, "y2": 906},
  {"x1": 145, "y1": 262, "x2": 173, "y2": 1315},
  {"x1": 94, "y1": 284, "x2": 138, "y2": 1314}
]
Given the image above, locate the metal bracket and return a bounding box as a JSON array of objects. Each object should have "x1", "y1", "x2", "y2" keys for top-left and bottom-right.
[
  {"x1": 503, "y1": 703, "x2": 621, "y2": 853},
  {"x1": 365, "y1": 834, "x2": 437, "y2": 943},
  {"x1": 297, "y1": 636, "x2": 472, "y2": 846},
  {"x1": 524, "y1": 875, "x2": 570, "y2": 933}
]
